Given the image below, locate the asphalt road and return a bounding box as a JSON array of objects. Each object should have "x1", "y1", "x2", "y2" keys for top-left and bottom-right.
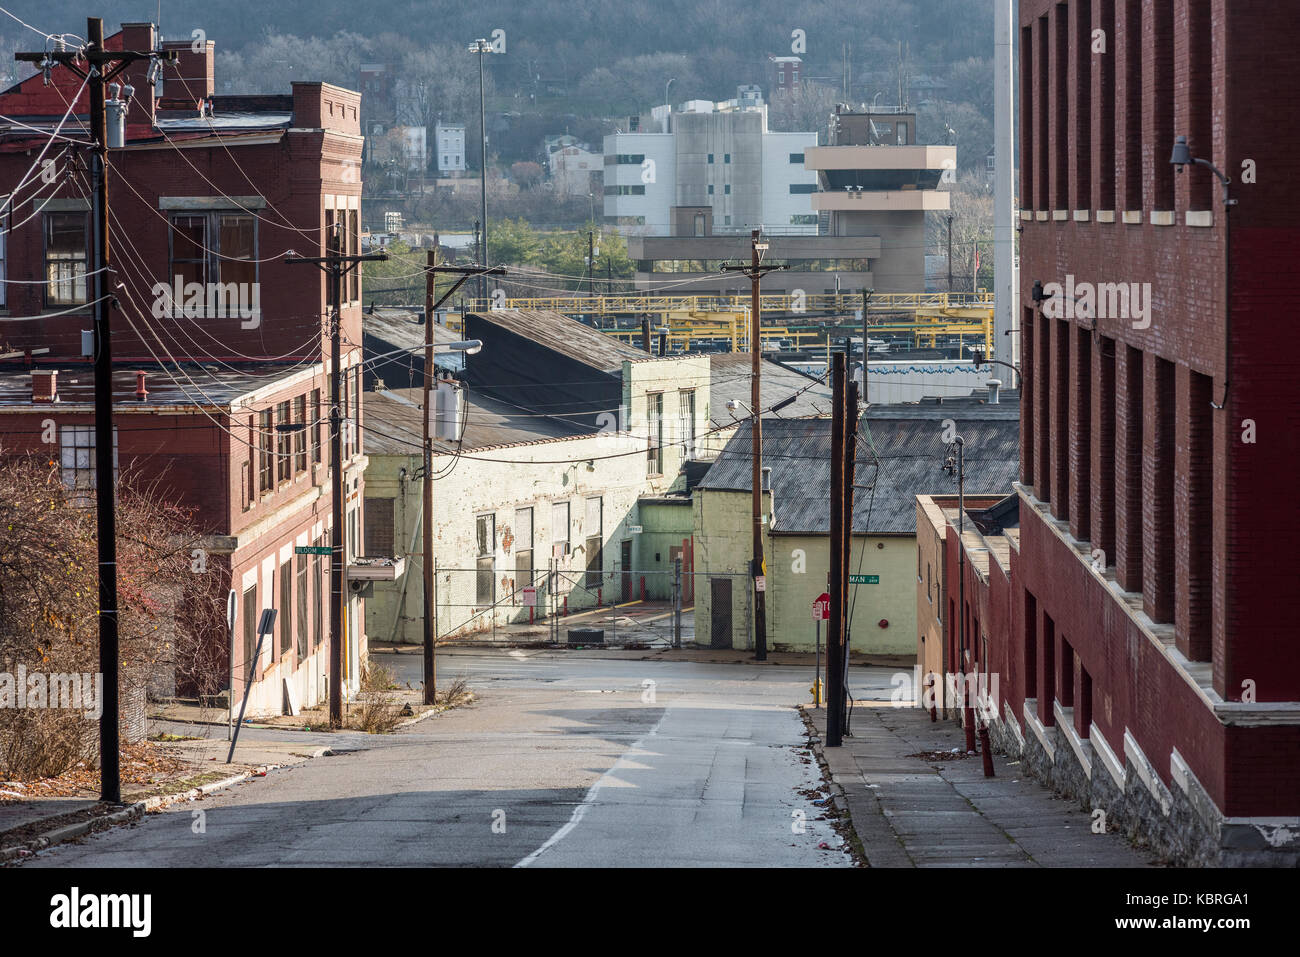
[{"x1": 26, "y1": 650, "x2": 867, "y2": 868}]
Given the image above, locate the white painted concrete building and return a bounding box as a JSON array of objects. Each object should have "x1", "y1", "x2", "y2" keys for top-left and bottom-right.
[
  {"x1": 603, "y1": 101, "x2": 817, "y2": 237},
  {"x1": 435, "y1": 122, "x2": 466, "y2": 173}
]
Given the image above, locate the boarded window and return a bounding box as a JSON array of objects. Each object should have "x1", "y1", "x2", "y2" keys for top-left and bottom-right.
[
  {"x1": 584, "y1": 497, "x2": 602, "y2": 588},
  {"x1": 551, "y1": 501, "x2": 570, "y2": 552},
  {"x1": 515, "y1": 507, "x2": 533, "y2": 589},
  {"x1": 242, "y1": 586, "x2": 258, "y2": 679},
  {"x1": 312, "y1": 538, "x2": 324, "y2": 650},
  {"x1": 296, "y1": 553, "x2": 308, "y2": 659},
  {"x1": 279, "y1": 562, "x2": 293, "y2": 658},
  {"x1": 646, "y1": 393, "x2": 664, "y2": 475},
  {"x1": 679, "y1": 390, "x2": 696, "y2": 458},
  {"x1": 365, "y1": 497, "x2": 395, "y2": 556}
]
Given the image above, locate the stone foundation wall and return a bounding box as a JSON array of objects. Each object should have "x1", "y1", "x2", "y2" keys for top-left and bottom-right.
[{"x1": 968, "y1": 706, "x2": 1300, "y2": 867}]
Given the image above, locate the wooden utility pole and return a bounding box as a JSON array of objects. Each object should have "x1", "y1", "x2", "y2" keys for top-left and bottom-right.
[
  {"x1": 17, "y1": 18, "x2": 176, "y2": 803},
  {"x1": 287, "y1": 244, "x2": 387, "y2": 727},
  {"x1": 419, "y1": 254, "x2": 503, "y2": 704},
  {"x1": 826, "y1": 352, "x2": 847, "y2": 746},
  {"x1": 723, "y1": 230, "x2": 784, "y2": 660}
]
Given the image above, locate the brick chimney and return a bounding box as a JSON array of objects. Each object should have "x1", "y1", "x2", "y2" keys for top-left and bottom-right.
[
  {"x1": 32, "y1": 369, "x2": 58, "y2": 403},
  {"x1": 118, "y1": 23, "x2": 158, "y2": 129},
  {"x1": 161, "y1": 39, "x2": 215, "y2": 103}
]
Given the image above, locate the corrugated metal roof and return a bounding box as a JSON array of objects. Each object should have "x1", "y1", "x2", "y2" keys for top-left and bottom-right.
[
  {"x1": 707, "y1": 353, "x2": 833, "y2": 426},
  {"x1": 698, "y1": 414, "x2": 1019, "y2": 535},
  {"x1": 466, "y1": 310, "x2": 647, "y2": 373},
  {"x1": 362, "y1": 384, "x2": 584, "y2": 456}
]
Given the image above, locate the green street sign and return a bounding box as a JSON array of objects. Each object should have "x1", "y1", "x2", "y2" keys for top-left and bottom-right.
[
  {"x1": 295, "y1": 545, "x2": 332, "y2": 555},
  {"x1": 848, "y1": 574, "x2": 879, "y2": 584}
]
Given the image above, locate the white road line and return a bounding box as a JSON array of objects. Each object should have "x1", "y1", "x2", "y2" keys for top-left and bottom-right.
[{"x1": 514, "y1": 707, "x2": 671, "y2": 868}]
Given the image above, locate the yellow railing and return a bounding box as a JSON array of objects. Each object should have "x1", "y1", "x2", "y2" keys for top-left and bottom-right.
[{"x1": 464, "y1": 291, "x2": 992, "y2": 316}]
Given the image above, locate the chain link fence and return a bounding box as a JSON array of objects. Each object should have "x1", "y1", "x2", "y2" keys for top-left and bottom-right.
[{"x1": 418, "y1": 562, "x2": 756, "y2": 649}]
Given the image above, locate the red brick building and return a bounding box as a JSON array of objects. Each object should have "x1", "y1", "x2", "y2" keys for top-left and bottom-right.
[
  {"x1": 928, "y1": 0, "x2": 1300, "y2": 865},
  {"x1": 0, "y1": 22, "x2": 371, "y2": 716}
]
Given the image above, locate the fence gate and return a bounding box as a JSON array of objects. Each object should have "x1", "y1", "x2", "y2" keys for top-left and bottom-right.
[{"x1": 709, "y1": 577, "x2": 733, "y2": 649}]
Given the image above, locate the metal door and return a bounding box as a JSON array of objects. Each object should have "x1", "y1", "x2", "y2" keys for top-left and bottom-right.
[
  {"x1": 709, "y1": 578, "x2": 732, "y2": 649},
  {"x1": 620, "y1": 540, "x2": 633, "y2": 603}
]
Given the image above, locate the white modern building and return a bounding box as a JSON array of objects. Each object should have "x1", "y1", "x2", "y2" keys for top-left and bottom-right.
[
  {"x1": 435, "y1": 122, "x2": 466, "y2": 173},
  {"x1": 602, "y1": 99, "x2": 817, "y2": 237}
]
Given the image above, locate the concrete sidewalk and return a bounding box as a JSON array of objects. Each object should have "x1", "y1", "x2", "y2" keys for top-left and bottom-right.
[
  {"x1": 1, "y1": 731, "x2": 328, "y2": 861},
  {"x1": 805, "y1": 704, "x2": 1161, "y2": 867}
]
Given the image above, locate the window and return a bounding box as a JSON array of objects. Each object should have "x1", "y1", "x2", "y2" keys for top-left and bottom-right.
[
  {"x1": 707, "y1": 184, "x2": 714, "y2": 195},
  {"x1": 896, "y1": 122, "x2": 908, "y2": 145},
  {"x1": 551, "y1": 501, "x2": 570, "y2": 555},
  {"x1": 789, "y1": 152, "x2": 804, "y2": 164},
  {"x1": 515, "y1": 507, "x2": 533, "y2": 591},
  {"x1": 646, "y1": 392, "x2": 664, "y2": 475},
  {"x1": 44, "y1": 212, "x2": 89, "y2": 307},
  {"x1": 351, "y1": 368, "x2": 361, "y2": 455},
  {"x1": 167, "y1": 212, "x2": 257, "y2": 297},
  {"x1": 603, "y1": 184, "x2": 646, "y2": 196},
  {"x1": 59, "y1": 425, "x2": 117, "y2": 497},
  {"x1": 242, "y1": 586, "x2": 258, "y2": 678},
  {"x1": 312, "y1": 538, "x2": 324, "y2": 650},
  {"x1": 347, "y1": 208, "x2": 360, "y2": 301},
  {"x1": 679, "y1": 390, "x2": 696, "y2": 458},
  {"x1": 279, "y1": 561, "x2": 293, "y2": 658},
  {"x1": 276, "y1": 401, "x2": 291, "y2": 484},
  {"x1": 584, "y1": 496, "x2": 603, "y2": 588},
  {"x1": 724, "y1": 184, "x2": 731, "y2": 195},
  {"x1": 707, "y1": 153, "x2": 714, "y2": 164},
  {"x1": 790, "y1": 183, "x2": 818, "y2": 194},
  {"x1": 365, "y1": 497, "x2": 395, "y2": 556},
  {"x1": 311, "y1": 389, "x2": 322, "y2": 464},
  {"x1": 296, "y1": 553, "x2": 308, "y2": 659},
  {"x1": 790, "y1": 214, "x2": 818, "y2": 225},
  {"x1": 724, "y1": 153, "x2": 731, "y2": 164},
  {"x1": 258, "y1": 410, "x2": 273, "y2": 491},
  {"x1": 293, "y1": 395, "x2": 307, "y2": 474},
  {"x1": 476, "y1": 513, "x2": 495, "y2": 605},
  {"x1": 614, "y1": 153, "x2": 645, "y2": 165}
]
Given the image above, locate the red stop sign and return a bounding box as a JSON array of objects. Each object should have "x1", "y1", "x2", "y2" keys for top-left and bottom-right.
[{"x1": 812, "y1": 593, "x2": 830, "y2": 620}]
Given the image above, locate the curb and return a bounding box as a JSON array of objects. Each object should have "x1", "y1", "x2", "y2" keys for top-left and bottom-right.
[
  {"x1": 0, "y1": 750, "x2": 327, "y2": 863},
  {"x1": 393, "y1": 693, "x2": 476, "y2": 729},
  {"x1": 797, "y1": 705, "x2": 868, "y2": 867}
]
